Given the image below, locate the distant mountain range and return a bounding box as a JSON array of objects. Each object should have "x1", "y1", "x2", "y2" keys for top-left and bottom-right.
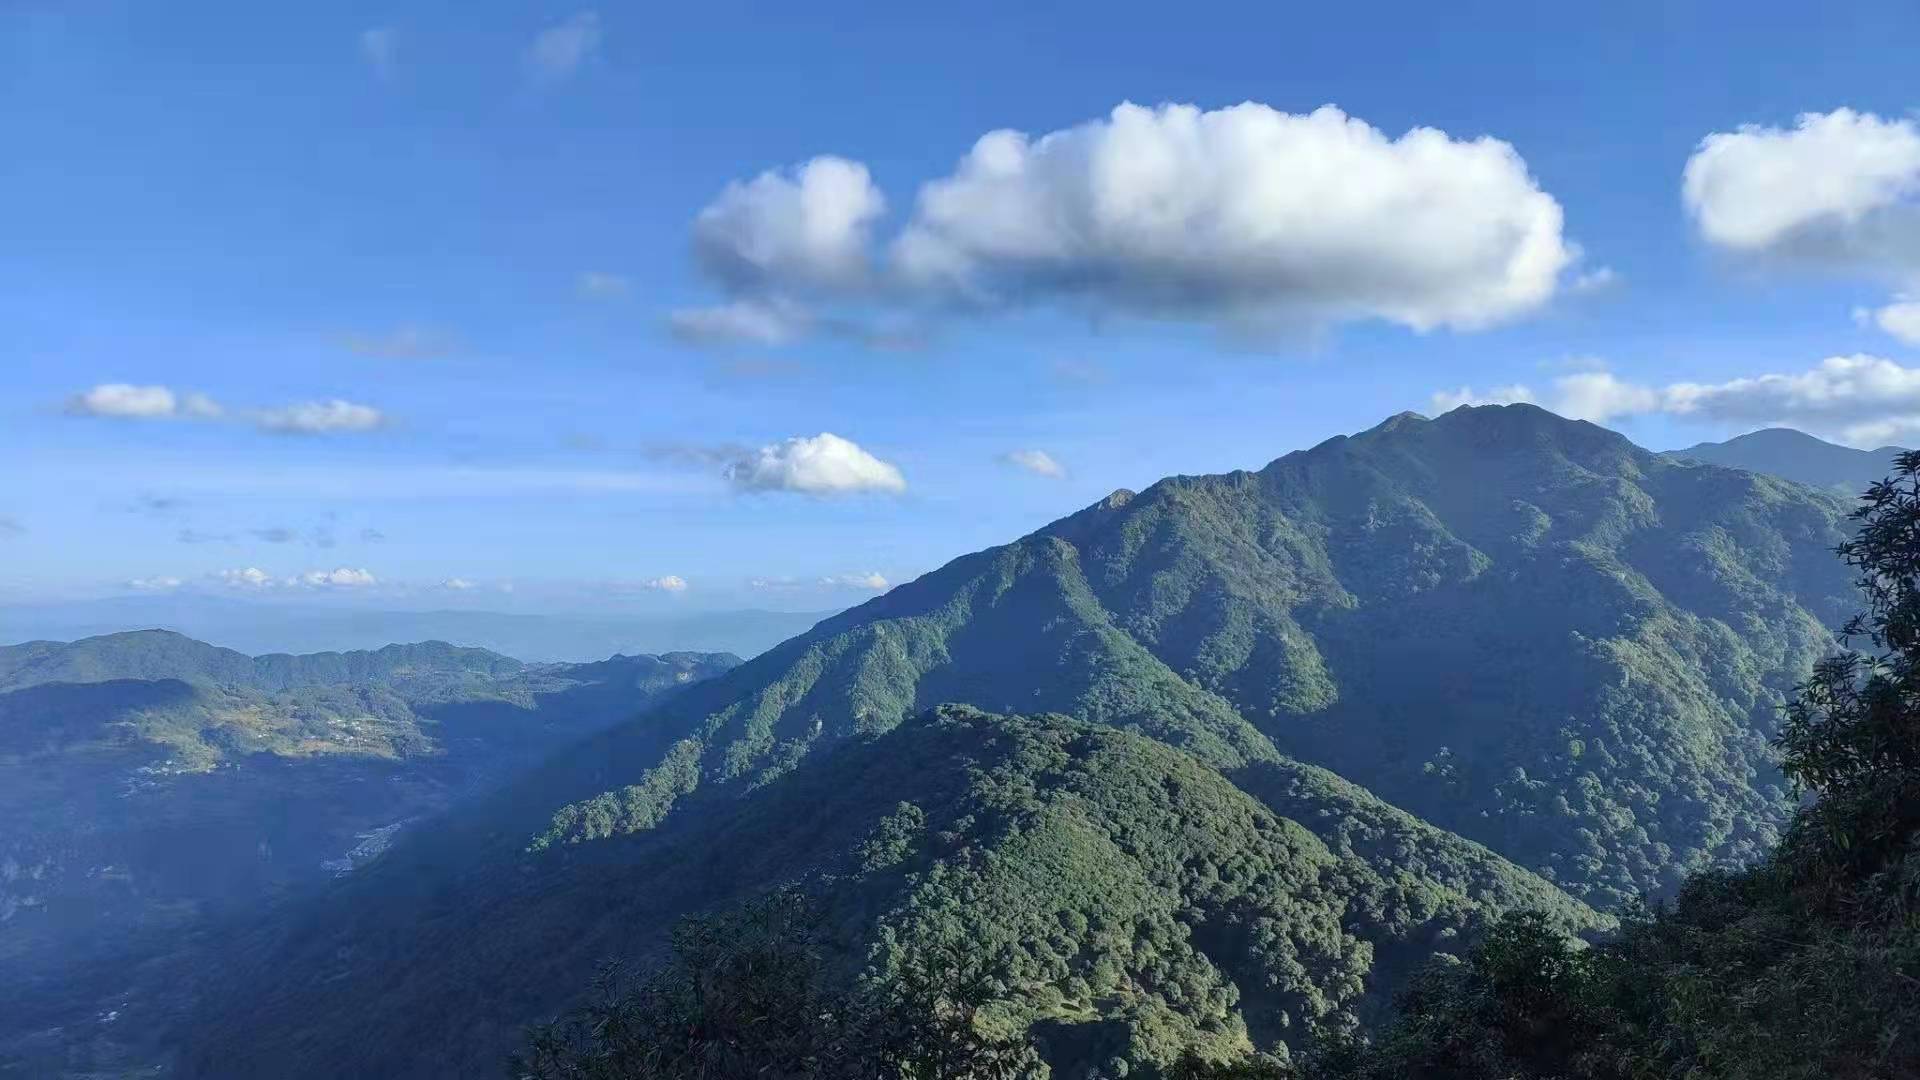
[
  {"x1": 174, "y1": 405, "x2": 1861, "y2": 1078},
  {"x1": 1666, "y1": 426, "x2": 1909, "y2": 495},
  {"x1": 0, "y1": 597, "x2": 835, "y2": 663},
  {"x1": 0, "y1": 631, "x2": 737, "y2": 1076}
]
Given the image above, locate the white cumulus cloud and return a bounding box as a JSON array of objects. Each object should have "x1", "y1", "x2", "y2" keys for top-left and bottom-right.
[
  {"x1": 67, "y1": 384, "x2": 222, "y2": 420},
  {"x1": 1001, "y1": 449, "x2": 1067, "y2": 478},
  {"x1": 528, "y1": 11, "x2": 601, "y2": 79},
  {"x1": 672, "y1": 101, "x2": 1582, "y2": 347},
  {"x1": 295, "y1": 567, "x2": 379, "y2": 588},
  {"x1": 439, "y1": 578, "x2": 476, "y2": 591},
  {"x1": 642, "y1": 575, "x2": 689, "y2": 593},
  {"x1": 214, "y1": 567, "x2": 276, "y2": 589},
  {"x1": 1858, "y1": 296, "x2": 1920, "y2": 346},
  {"x1": 892, "y1": 102, "x2": 1577, "y2": 332},
  {"x1": 1685, "y1": 109, "x2": 1920, "y2": 330},
  {"x1": 211, "y1": 566, "x2": 379, "y2": 589},
  {"x1": 725, "y1": 433, "x2": 906, "y2": 495},
  {"x1": 692, "y1": 156, "x2": 886, "y2": 295},
  {"x1": 1684, "y1": 108, "x2": 1920, "y2": 259}
]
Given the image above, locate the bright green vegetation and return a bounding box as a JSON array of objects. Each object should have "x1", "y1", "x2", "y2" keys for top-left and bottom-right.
[
  {"x1": 1309, "y1": 453, "x2": 1920, "y2": 1079},
  {"x1": 0, "y1": 633, "x2": 737, "y2": 1077},
  {"x1": 95, "y1": 403, "x2": 1877, "y2": 1080},
  {"x1": 188, "y1": 705, "x2": 1602, "y2": 1079},
  {"x1": 170, "y1": 404, "x2": 1875, "y2": 1079},
  {"x1": 520, "y1": 447, "x2": 1920, "y2": 1079},
  {"x1": 541, "y1": 405, "x2": 1855, "y2": 906}
]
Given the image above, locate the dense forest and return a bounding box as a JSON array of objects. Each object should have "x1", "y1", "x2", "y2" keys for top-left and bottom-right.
[
  {"x1": 524, "y1": 451, "x2": 1920, "y2": 1078},
  {"x1": 160, "y1": 405, "x2": 1887, "y2": 1078}
]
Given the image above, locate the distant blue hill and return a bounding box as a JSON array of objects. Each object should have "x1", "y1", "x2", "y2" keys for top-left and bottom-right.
[
  {"x1": 0, "y1": 596, "x2": 835, "y2": 662},
  {"x1": 1666, "y1": 427, "x2": 1909, "y2": 496}
]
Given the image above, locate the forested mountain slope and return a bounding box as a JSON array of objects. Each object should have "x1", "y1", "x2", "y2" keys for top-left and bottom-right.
[
  {"x1": 0, "y1": 628, "x2": 523, "y2": 694},
  {"x1": 187, "y1": 706, "x2": 1604, "y2": 1078},
  {"x1": 0, "y1": 635, "x2": 737, "y2": 1077},
  {"x1": 167, "y1": 403, "x2": 1869, "y2": 1078},
  {"x1": 539, "y1": 404, "x2": 1853, "y2": 905}
]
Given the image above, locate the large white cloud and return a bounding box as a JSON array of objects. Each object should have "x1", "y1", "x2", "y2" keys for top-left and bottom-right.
[
  {"x1": 691, "y1": 156, "x2": 886, "y2": 295},
  {"x1": 1684, "y1": 109, "x2": 1920, "y2": 260},
  {"x1": 1435, "y1": 354, "x2": 1920, "y2": 445},
  {"x1": 1684, "y1": 109, "x2": 1920, "y2": 341},
  {"x1": 672, "y1": 101, "x2": 1585, "y2": 346},
  {"x1": 642, "y1": 575, "x2": 689, "y2": 593},
  {"x1": 724, "y1": 433, "x2": 906, "y2": 495},
  {"x1": 892, "y1": 102, "x2": 1578, "y2": 332}
]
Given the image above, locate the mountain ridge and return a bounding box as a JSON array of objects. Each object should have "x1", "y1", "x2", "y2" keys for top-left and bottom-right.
[
  {"x1": 1667, "y1": 426, "x2": 1909, "y2": 494},
  {"x1": 165, "y1": 403, "x2": 1868, "y2": 1077}
]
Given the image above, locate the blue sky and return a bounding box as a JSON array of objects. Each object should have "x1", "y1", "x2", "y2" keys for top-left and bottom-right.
[{"x1": 6, "y1": 0, "x2": 1919, "y2": 611}]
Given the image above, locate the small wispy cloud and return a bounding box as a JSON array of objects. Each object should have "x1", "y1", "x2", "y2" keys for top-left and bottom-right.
[
  {"x1": 67, "y1": 384, "x2": 222, "y2": 420},
  {"x1": 65, "y1": 384, "x2": 386, "y2": 436},
  {"x1": 819, "y1": 571, "x2": 889, "y2": 591},
  {"x1": 342, "y1": 325, "x2": 451, "y2": 359},
  {"x1": 127, "y1": 576, "x2": 183, "y2": 591},
  {"x1": 1000, "y1": 449, "x2": 1067, "y2": 479},
  {"x1": 0, "y1": 516, "x2": 24, "y2": 537},
  {"x1": 129, "y1": 493, "x2": 188, "y2": 516},
  {"x1": 1857, "y1": 296, "x2": 1920, "y2": 346},
  {"x1": 439, "y1": 578, "x2": 477, "y2": 591},
  {"x1": 214, "y1": 567, "x2": 276, "y2": 589},
  {"x1": 1051, "y1": 359, "x2": 1108, "y2": 386},
  {"x1": 212, "y1": 566, "x2": 379, "y2": 590},
  {"x1": 669, "y1": 298, "x2": 811, "y2": 347},
  {"x1": 255, "y1": 400, "x2": 387, "y2": 435},
  {"x1": 642, "y1": 574, "x2": 688, "y2": 593},
  {"x1": 578, "y1": 271, "x2": 631, "y2": 299},
  {"x1": 527, "y1": 11, "x2": 601, "y2": 80},
  {"x1": 1570, "y1": 266, "x2": 1619, "y2": 294}
]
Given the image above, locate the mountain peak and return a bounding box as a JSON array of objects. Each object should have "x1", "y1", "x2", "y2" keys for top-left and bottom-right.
[{"x1": 1669, "y1": 427, "x2": 1907, "y2": 494}]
